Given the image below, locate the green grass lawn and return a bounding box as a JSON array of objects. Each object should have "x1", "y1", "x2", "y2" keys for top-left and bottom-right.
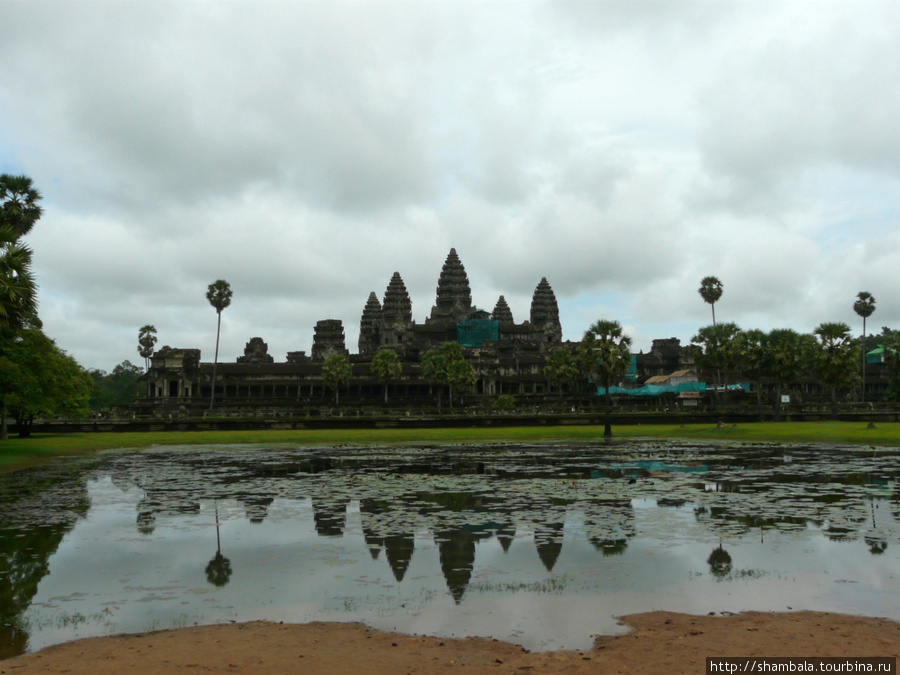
[{"x1": 1, "y1": 421, "x2": 898, "y2": 474}]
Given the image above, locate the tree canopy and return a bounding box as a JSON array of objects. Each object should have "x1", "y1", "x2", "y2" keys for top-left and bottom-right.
[
  {"x1": 0, "y1": 175, "x2": 43, "y2": 237},
  {"x1": 579, "y1": 319, "x2": 632, "y2": 437},
  {"x1": 322, "y1": 352, "x2": 351, "y2": 405},
  {"x1": 813, "y1": 321, "x2": 859, "y2": 416},
  {"x1": 698, "y1": 276, "x2": 724, "y2": 325},
  {"x1": 421, "y1": 342, "x2": 474, "y2": 410},
  {"x1": 543, "y1": 348, "x2": 579, "y2": 394},
  {"x1": 371, "y1": 349, "x2": 402, "y2": 403},
  {"x1": 137, "y1": 325, "x2": 158, "y2": 372},
  {"x1": 89, "y1": 360, "x2": 143, "y2": 411},
  {"x1": 0, "y1": 328, "x2": 92, "y2": 436},
  {"x1": 206, "y1": 280, "x2": 232, "y2": 411}
]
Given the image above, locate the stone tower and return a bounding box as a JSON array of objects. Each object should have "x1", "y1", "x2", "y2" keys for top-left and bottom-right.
[
  {"x1": 358, "y1": 291, "x2": 383, "y2": 355},
  {"x1": 530, "y1": 277, "x2": 562, "y2": 343},
  {"x1": 428, "y1": 248, "x2": 473, "y2": 323},
  {"x1": 491, "y1": 296, "x2": 514, "y2": 325},
  {"x1": 311, "y1": 319, "x2": 349, "y2": 360},
  {"x1": 381, "y1": 272, "x2": 413, "y2": 346}
]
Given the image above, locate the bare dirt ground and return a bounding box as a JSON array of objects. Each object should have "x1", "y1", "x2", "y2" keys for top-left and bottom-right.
[{"x1": 2, "y1": 611, "x2": 898, "y2": 674}]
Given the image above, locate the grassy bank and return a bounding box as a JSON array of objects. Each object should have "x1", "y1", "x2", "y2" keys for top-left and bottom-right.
[{"x1": 1, "y1": 421, "x2": 898, "y2": 474}]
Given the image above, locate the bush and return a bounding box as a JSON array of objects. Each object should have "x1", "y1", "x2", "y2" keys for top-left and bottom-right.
[{"x1": 493, "y1": 395, "x2": 516, "y2": 410}]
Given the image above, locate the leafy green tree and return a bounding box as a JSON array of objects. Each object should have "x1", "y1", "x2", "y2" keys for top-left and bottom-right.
[
  {"x1": 698, "y1": 276, "x2": 723, "y2": 326},
  {"x1": 881, "y1": 329, "x2": 900, "y2": 402},
  {"x1": 137, "y1": 325, "x2": 158, "y2": 372},
  {"x1": 322, "y1": 353, "x2": 351, "y2": 406},
  {"x1": 0, "y1": 175, "x2": 43, "y2": 237},
  {"x1": 89, "y1": 360, "x2": 143, "y2": 411},
  {"x1": 579, "y1": 319, "x2": 632, "y2": 438},
  {"x1": 446, "y1": 355, "x2": 476, "y2": 408},
  {"x1": 543, "y1": 348, "x2": 578, "y2": 395},
  {"x1": 493, "y1": 394, "x2": 516, "y2": 411},
  {"x1": 813, "y1": 321, "x2": 859, "y2": 418},
  {"x1": 371, "y1": 349, "x2": 402, "y2": 403},
  {"x1": 206, "y1": 280, "x2": 233, "y2": 411},
  {"x1": 734, "y1": 328, "x2": 767, "y2": 418},
  {"x1": 421, "y1": 342, "x2": 473, "y2": 410},
  {"x1": 853, "y1": 292, "x2": 876, "y2": 402},
  {"x1": 691, "y1": 322, "x2": 741, "y2": 407},
  {"x1": 767, "y1": 329, "x2": 814, "y2": 419},
  {"x1": 0, "y1": 328, "x2": 92, "y2": 437}
]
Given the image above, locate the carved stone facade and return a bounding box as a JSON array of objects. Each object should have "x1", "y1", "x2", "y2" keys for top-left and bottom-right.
[
  {"x1": 357, "y1": 249, "x2": 564, "y2": 357},
  {"x1": 139, "y1": 249, "x2": 684, "y2": 410},
  {"x1": 236, "y1": 337, "x2": 274, "y2": 364},
  {"x1": 311, "y1": 320, "x2": 349, "y2": 360}
]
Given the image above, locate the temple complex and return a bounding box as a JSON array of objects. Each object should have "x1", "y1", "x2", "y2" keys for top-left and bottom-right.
[{"x1": 138, "y1": 248, "x2": 693, "y2": 413}]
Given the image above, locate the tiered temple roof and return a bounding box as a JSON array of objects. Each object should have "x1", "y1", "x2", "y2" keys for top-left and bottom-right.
[
  {"x1": 382, "y1": 272, "x2": 413, "y2": 328},
  {"x1": 358, "y1": 292, "x2": 383, "y2": 354},
  {"x1": 530, "y1": 277, "x2": 560, "y2": 326},
  {"x1": 491, "y1": 296, "x2": 514, "y2": 325},
  {"x1": 530, "y1": 277, "x2": 562, "y2": 342},
  {"x1": 428, "y1": 248, "x2": 473, "y2": 323},
  {"x1": 310, "y1": 319, "x2": 348, "y2": 360}
]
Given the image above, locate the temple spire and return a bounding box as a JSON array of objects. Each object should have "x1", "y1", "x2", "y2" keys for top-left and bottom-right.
[
  {"x1": 492, "y1": 295, "x2": 514, "y2": 325},
  {"x1": 358, "y1": 291, "x2": 383, "y2": 354},
  {"x1": 428, "y1": 248, "x2": 473, "y2": 323},
  {"x1": 530, "y1": 277, "x2": 562, "y2": 342}
]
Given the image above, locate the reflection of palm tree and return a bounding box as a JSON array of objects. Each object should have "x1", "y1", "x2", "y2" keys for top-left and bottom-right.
[
  {"x1": 707, "y1": 544, "x2": 732, "y2": 578},
  {"x1": 591, "y1": 538, "x2": 628, "y2": 556},
  {"x1": 206, "y1": 551, "x2": 232, "y2": 587},
  {"x1": 865, "y1": 535, "x2": 887, "y2": 555},
  {"x1": 206, "y1": 502, "x2": 232, "y2": 587}
]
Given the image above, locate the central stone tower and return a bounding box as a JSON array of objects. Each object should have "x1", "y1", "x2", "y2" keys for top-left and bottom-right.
[{"x1": 427, "y1": 248, "x2": 473, "y2": 323}]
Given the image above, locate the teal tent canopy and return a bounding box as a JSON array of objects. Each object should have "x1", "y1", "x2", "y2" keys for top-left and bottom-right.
[{"x1": 596, "y1": 382, "x2": 707, "y2": 396}]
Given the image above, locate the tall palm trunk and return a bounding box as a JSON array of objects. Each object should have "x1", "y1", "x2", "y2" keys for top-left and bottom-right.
[
  {"x1": 603, "y1": 377, "x2": 613, "y2": 438},
  {"x1": 861, "y1": 317, "x2": 867, "y2": 403},
  {"x1": 209, "y1": 311, "x2": 222, "y2": 412}
]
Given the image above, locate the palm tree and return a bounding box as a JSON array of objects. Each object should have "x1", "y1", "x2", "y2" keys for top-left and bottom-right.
[
  {"x1": 734, "y1": 328, "x2": 767, "y2": 419},
  {"x1": 767, "y1": 328, "x2": 811, "y2": 420},
  {"x1": 371, "y1": 349, "x2": 402, "y2": 403},
  {"x1": 206, "y1": 280, "x2": 233, "y2": 411},
  {"x1": 579, "y1": 319, "x2": 633, "y2": 438},
  {"x1": 322, "y1": 353, "x2": 351, "y2": 406},
  {"x1": 421, "y1": 342, "x2": 472, "y2": 410},
  {"x1": 692, "y1": 322, "x2": 740, "y2": 408},
  {"x1": 813, "y1": 322, "x2": 858, "y2": 418},
  {"x1": 0, "y1": 174, "x2": 43, "y2": 237},
  {"x1": 698, "y1": 276, "x2": 724, "y2": 326},
  {"x1": 853, "y1": 292, "x2": 876, "y2": 402},
  {"x1": 0, "y1": 225, "x2": 37, "y2": 331},
  {"x1": 137, "y1": 325, "x2": 158, "y2": 372},
  {"x1": 543, "y1": 348, "x2": 579, "y2": 395}
]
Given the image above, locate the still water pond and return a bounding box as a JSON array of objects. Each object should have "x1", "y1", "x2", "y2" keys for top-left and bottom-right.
[{"x1": 1, "y1": 440, "x2": 899, "y2": 657}]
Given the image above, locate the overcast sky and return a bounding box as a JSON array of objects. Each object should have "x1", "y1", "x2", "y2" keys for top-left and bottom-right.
[{"x1": 2, "y1": 0, "x2": 899, "y2": 372}]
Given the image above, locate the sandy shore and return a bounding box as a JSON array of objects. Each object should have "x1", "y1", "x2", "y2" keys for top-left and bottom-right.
[{"x1": 2, "y1": 611, "x2": 898, "y2": 674}]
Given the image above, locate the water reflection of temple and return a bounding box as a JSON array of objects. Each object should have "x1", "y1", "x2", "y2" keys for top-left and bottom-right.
[{"x1": 95, "y1": 443, "x2": 900, "y2": 607}]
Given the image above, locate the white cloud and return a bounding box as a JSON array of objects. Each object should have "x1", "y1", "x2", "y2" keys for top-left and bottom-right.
[{"x1": 2, "y1": 0, "x2": 899, "y2": 369}]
